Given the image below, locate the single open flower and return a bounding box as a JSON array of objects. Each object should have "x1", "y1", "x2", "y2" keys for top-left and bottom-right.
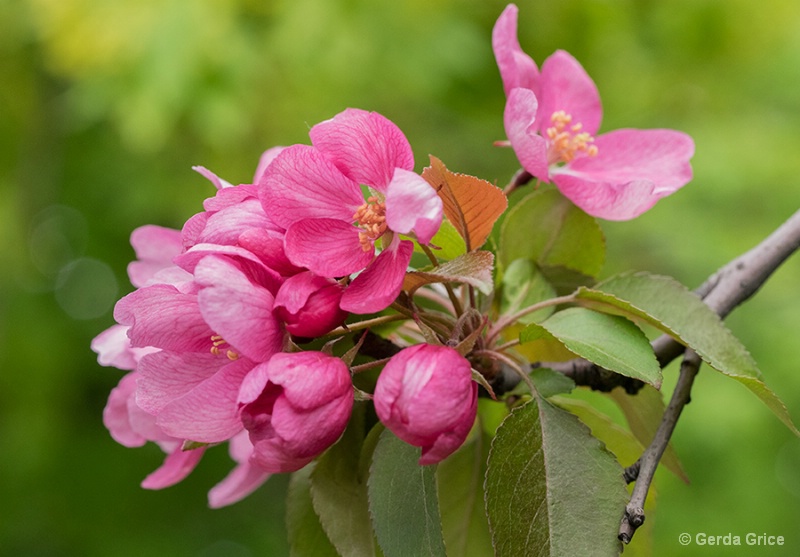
[
  {"x1": 259, "y1": 109, "x2": 442, "y2": 314},
  {"x1": 494, "y1": 4, "x2": 694, "y2": 220},
  {"x1": 374, "y1": 344, "x2": 478, "y2": 465}
]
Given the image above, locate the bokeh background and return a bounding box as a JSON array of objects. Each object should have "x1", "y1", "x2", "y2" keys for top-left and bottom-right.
[{"x1": 2, "y1": 0, "x2": 799, "y2": 555}]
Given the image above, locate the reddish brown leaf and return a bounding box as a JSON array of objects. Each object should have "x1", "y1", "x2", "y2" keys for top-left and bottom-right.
[
  {"x1": 422, "y1": 156, "x2": 507, "y2": 251},
  {"x1": 403, "y1": 251, "x2": 494, "y2": 295}
]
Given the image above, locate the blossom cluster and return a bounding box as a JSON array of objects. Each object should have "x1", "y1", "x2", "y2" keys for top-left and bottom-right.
[{"x1": 93, "y1": 3, "x2": 694, "y2": 507}]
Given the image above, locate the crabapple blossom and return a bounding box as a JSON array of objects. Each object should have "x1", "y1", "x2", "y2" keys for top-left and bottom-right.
[
  {"x1": 259, "y1": 108, "x2": 442, "y2": 314},
  {"x1": 238, "y1": 351, "x2": 354, "y2": 473},
  {"x1": 374, "y1": 344, "x2": 478, "y2": 465},
  {"x1": 494, "y1": 4, "x2": 694, "y2": 220}
]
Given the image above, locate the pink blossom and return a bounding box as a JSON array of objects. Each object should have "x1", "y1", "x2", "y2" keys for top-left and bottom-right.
[
  {"x1": 259, "y1": 109, "x2": 442, "y2": 314},
  {"x1": 238, "y1": 351, "x2": 354, "y2": 473},
  {"x1": 273, "y1": 271, "x2": 348, "y2": 338},
  {"x1": 494, "y1": 4, "x2": 694, "y2": 220},
  {"x1": 374, "y1": 344, "x2": 478, "y2": 465}
]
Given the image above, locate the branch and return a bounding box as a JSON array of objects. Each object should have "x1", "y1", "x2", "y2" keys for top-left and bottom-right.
[
  {"x1": 618, "y1": 349, "x2": 702, "y2": 543},
  {"x1": 532, "y1": 207, "x2": 800, "y2": 393}
]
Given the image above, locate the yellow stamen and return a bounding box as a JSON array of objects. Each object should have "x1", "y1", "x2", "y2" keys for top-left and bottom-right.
[
  {"x1": 210, "y1": 334, "x2": 239, "y2": 361},
  {"x1": 545, "y1": 110, "x2": 599, "y2": 164},
  {"x1": 352, "y1": 197, "x2": 388, "y2": 252}
]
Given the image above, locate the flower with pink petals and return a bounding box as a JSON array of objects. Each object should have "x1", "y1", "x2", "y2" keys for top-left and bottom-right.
[
  {"x1": 374, "y1": 344, "x2": 478, "y2": 465},
  {"x1": 494, "y1": 4, "x2": 694, "y2": 220},
  {"x1": 238, "y1": 351, "x2": 354, "y2": 473},
  {"x1": 260, "y1": 109, "x2": 443, "y2": 314}
]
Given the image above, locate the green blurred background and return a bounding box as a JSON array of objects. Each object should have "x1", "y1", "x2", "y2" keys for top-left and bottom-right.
[{"x1": 1, "y1": 0, "x2": 799, "y2": 555}]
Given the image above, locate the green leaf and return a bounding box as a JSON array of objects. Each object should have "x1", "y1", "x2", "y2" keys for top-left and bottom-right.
[
  {"x1": 551, "y1": 396, "x2": 644, "y2": 466},
  {"x1": 521, "y1": 307, "x2": 662, "y2": 387},
  {"x1": 607, "y1": 386, "x2": 689, "y2": 483},
  {"x1": 286, "y1": 465, "x2": 340, "y2": 557},
  {"x1": 417, "y1": 218, "x2": 467, "y2": 261},
  {"x1": 577, "y1": 272, "x2": 800, "y2": 436},
  {"x1": 529, "y1": 366, "x2": 576, "y2": 398},
  {"x1": 499, "y1": 189, "x2": 605, "y2": 278},
  {"x1": 500, "y1": 259, "x2": 557, "y2": 324},
  {"x1": 368, "y1": 429, "x2": 447, "y2": 557},
  {"x1": 485, "y1": 396, "x2": 627, "y2": 556},
  {"x1": 437, "y1": 429, "x2": 493, "y2": 557},
  {"x1": 311, "y1": 403, "x2": 375, "y2": 557},
  {"x1": 404, "y1": 250, "x2": 494, "y2": 295}
]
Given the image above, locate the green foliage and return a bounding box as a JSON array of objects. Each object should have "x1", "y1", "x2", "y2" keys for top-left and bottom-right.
[
  {"x1": 499, "y1": 189, "x2": 605, "y2": 283},
  {"x1": 577, "y1": 272, "x2": 800, "y2": 435},
  {"x1": 436, "y1": 430, "x2": 493, "y2": 557},
  {"x1": 367, "y1": 429, "x2": 447, "y2": 557},
  {"x1": 287, "y1": 465, "x2": 341, "y2": 557},
  {"x1": 521, "y1": 307, "x2": 662, "y2": 387},
  {"x1": 485, "y1": 395, "x2": 628, "y2": 556},
  {"x1": 310, "y1": 404, "x2": 375, "y2": 557}
]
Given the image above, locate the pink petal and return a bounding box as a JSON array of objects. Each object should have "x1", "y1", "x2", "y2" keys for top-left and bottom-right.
[
  {"x1": 202, "y1": 184, "x2": 259, "y2": 212},
  {"x1": 339, "y1": 238, "x2": 413, "y2": 314},
  {"x1": 504, "y1": 88, "x2": 550, "y2": 181},
  {"x1": 553, "y1": 128, "x2": 695, "y2": 220},
  {"x1": 309, "y1": 108, "x2": 414, "y2": 191},
  {"x1": 271, "y1": 395, "x2": 352, "y2": 458},
  {"x1": 268, "y1": 352, "x2": 352, "y2": 410},
  {"x1": 136, "y1": 350, "x2": 225, "y2": 414},
  {"x1": 259, "y1": 144, "x2": 363, "y2": 229},
  {"x1": 284, "y1": 218, "x2": 374, "y2": 277},
  {"x1": 194, "y1": 256, "x2": 284, "y2": 362},
  {"x1": 181, "y1": 212, "x2": 208, "y2": 249},
  {"x1": 127, "y1": 225, "x2": 184, "y2": 288},
  {"x1": 156, "y1": 358, "x2": 253, "y2": 443},
  {"x1": 176, "y1": 244, "x2": 283, "y2": 295},
  {"x1": 208, "y1": 433, "x2": 271, "y2": 508},
  {"x1": 238, "y1": 228, "x2": 305, "y2": 277},
  {"x1": 538, "y1": 50, "x2": 602, "y2": 136},
  {"x1": 193, "y1": 165, "x2": 234, "y2": 190},
  {"x1": 253, "y1": 146, "x2": 286, "y2": 185},
  {"x1": 141, "y1": 444, "x2": 206, "y2": 490},
  {"x1": 492, "y1": 4, "x2": 540, "y2": 97},
  {"x1": 196, "y1": 199, "x2": 277, "y2": 245},
  {"x1": 114, "y1": 284, "x2": 212, "y2": 352},
  {"x1": 385, "y1": 168, "x2": 443, "y2": 245},
  {"x1": 92, "y1": 324, "x2": 158, "y2": 370},
  {"x1": 420, "y1": 388, "x2": 477, "y2": 465},
  {"x1": 103, "y1": 372, "x2": 148, "y2": 447}
]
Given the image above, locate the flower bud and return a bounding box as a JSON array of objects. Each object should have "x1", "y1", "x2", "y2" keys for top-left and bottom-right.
[
  {"x1": 238, "y1": 351, "x2": 353, "y2": 472},
  {"x1": 374, "y1": 344, "x2": 478, "y2": 464},
  {"x1": 273, "y1": 271, "x2": 348, "y2": 338}
]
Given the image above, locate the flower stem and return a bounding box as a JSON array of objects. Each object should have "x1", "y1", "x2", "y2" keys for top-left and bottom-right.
[
  {"x1": 325, "y1": 313, "x2": 406, "y2": 338},
  {"x1": 419, "y1": 243, "x2": 463, "y2": 317},
  {"x1": 486, "y1": 293, "x2": 576, "y2": 344}
]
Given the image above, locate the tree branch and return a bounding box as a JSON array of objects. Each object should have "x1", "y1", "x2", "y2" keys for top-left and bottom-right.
[
  {"x1": 618, "y1": 349, "x2": 702, "y2": 543},
  {"x1": 532, "y1": 208, "x2": 800, "y2": 393}
]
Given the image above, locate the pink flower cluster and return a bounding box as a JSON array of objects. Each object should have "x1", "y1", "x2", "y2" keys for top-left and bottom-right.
[
  {"x1": 94, "y1": 4, "x2": 697, "y2": 508},
  {"x1": 93, "y1": 109, "x2": 477, "y2": 507}
]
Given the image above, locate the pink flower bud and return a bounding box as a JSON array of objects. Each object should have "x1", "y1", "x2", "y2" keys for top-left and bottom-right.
[
  {"x1": 238, "y1": 351, "x2": 354, "y2": 473},
  {"x1": 273, "y1": 271, "x2": 348, "y2": 338},
  {"x1": 374, "y1": 344, "x2": 478, "y2": 465}
]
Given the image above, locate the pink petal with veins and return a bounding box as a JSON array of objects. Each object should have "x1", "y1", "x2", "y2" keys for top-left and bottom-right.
[
  {"x1": 310, "y1": 108, "x2": 414, "y2": 191},
  {"x1": 339, "y1": 238, "x2": 413, "y2": 314}
]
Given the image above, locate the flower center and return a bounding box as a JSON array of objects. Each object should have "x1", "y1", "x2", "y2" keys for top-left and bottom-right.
[
  {"x1": 545, "y1": 111, "x2": 598, "y2": 165},
  {"x1": 210, "y1": 335, "x2": 239, "y2": 360},
  {"x1": 352, "y1": 196, "x2": 388, "y2": 252}
]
